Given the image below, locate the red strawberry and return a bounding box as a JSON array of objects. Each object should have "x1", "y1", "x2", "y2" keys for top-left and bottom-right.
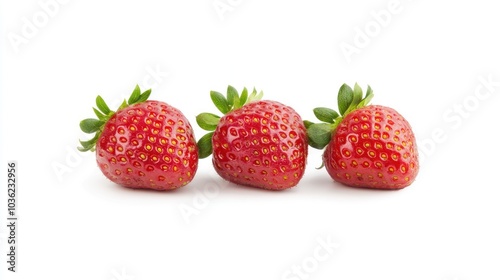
[
  {"x1": 306, "y1": 83, "x2": 419, "y2": 189},
  {"x1": 79, "y1": 85, "x2": 198, "y2": 190},
  {"x1": 196, "y1": 86, "x2": 308, "y2": 190}
]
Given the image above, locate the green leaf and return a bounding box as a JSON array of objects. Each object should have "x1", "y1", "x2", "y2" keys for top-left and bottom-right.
[
  {"x1": 255, "y1": 90, "x2": 264, "y2": 101},
  {"x1": 346, "y1": 83, "x2": 363, "y2": 114},
  {"x1": 240, "y1": 87, "x2": 248, "y2": 106},
  {"x1": 337, "y1": 84, "x2": 353, "y2": 116},
  {"x1": 128, "y1": 85, "x2": 141, "y2": 104},
  {"x1": 307, "y1": 123, "x2": 333, "y2": 149},
  {"x1": 352, "y1": 83, "x2": 363, "y2": 105},
  {"x1": 248, "y1": 88, "x2": 257, "y2": 103},
  {"x1": 80, "y1": 118, "x2": 105, "y2": 133},
  {"x1": 303, "y1": 120, "x2": 314, "y2": 129},
  {"x1": 210, "y1": 91, "x2": 230, "y2": 114},
  {"x1": 79, "y1": 135, "x2": 97, "y2": 147},
  {"x1": 197, "y1": 132, "x2": 214, "y2": 159},
  {"x1": 313, "y1": 107, "x2": 339, "y2": 123},
  {"x1": 93, "y1": 107, "x2": 106, "y2": 120},
  {"x1": 196, "y1": 113, "x2": 220, "y2": 131},
  {"x1": 227, "y1": 85, "x2": 239, "y2": 109},
  {"x1": 78, "y1": 134, "x2": 99, "y2": 150},
  {"x1": 366, "y1": 85, "x2": 373, "y2": 98},
  {"x1": 118, "y1": 99, "x2": 128, "y2": 110},
  {"x1": 136, "y1": 89, "x2": 151, "y2": 103},
  {"x1": 77, "y1": 145, "x2": 94, "y2": 152},
  {"x1": 96, "y1": 95, "x2": 111, "y2": 114},
  {"x1": 357, "y1": 85, "x2": 374, "y2": 108},
  {"x1": 247, "y1": 88, "x2": 264, "y2": 104}
]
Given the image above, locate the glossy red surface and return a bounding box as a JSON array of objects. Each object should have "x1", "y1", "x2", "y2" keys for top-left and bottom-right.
[
  {"x1": 212, "y1": 100, "x2": 308, "y2": 190},
  {"x1": 96, "y1": 101, "x2": 198, "y2": 190},
  {"x1": 323, "y1": 105, "x2": 419, "y2": 189}
]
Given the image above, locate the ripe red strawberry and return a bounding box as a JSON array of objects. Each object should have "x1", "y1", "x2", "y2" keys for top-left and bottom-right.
[
  {"x1": 78, "y1": 85, "x2": 198, "y2": 190},
  {"x1": 196, "y1": 86, "x2": 308, "y2": 190},
  {"x1": 306, "y1": 83, "x2": 419, "y2": 189}
]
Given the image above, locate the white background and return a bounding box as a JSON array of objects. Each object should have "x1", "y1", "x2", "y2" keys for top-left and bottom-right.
[{"x1": 1, "y1": 1, "x2": 500, "y2": 279}]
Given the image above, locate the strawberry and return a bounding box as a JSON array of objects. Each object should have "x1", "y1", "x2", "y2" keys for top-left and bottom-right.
[
  {"x1": 78, "y1": 85, "x2": 198, "y2": 190},
  {"x1": 196, "y1": 86, "x2": 308, "y2": 190},
  {"x1": 306, "y1": 83, "x2": 419, "y2": 189}
]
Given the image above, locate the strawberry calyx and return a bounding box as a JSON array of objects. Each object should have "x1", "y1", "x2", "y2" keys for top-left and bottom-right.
[
  {"x1": 305, "y1": 83, "x2": 374, "y2": 149},
  {"x1": 196, "y1": 85, "x2": 263, "y2": 159},
  {"x1": 78, "y1": 85, "x2": 152, "y2": 152}
]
